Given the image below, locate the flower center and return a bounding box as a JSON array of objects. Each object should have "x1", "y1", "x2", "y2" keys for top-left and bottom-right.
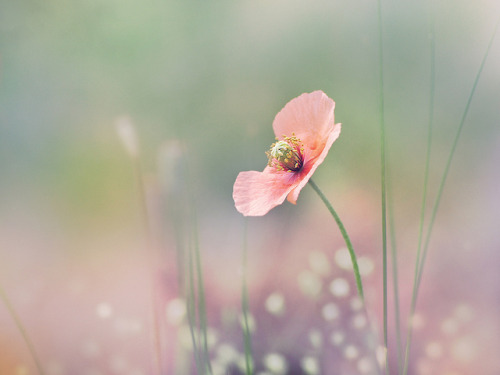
[{"x1": 266, "y1": 134, "x2": 304, "y2": 172}]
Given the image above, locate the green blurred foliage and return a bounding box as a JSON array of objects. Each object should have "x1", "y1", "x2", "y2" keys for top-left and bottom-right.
[{"x1": 1, "y1": 0, "x2": 499, "y2": 229}]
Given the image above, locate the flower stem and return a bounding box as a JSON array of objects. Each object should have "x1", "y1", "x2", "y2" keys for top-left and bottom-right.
[{"x1": 308, "y1": 179, "x2": 364, "y2": 301}]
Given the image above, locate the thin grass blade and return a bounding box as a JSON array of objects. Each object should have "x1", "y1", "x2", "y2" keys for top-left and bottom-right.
[{"x1": 0, "y1": 285, "x2": 46, "y2": 375}]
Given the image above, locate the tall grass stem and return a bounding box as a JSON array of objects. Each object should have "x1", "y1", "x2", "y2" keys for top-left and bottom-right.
[
  {"x1": 241, "y1": 219, "x2": 254, "y2": 375},
  {"x1": 376, "y1": 0, "x2": 389, "y2": 373},
  {"x1": 191, "y1": 211, "x2": 214, "y2": 375},
  {"x1": 186, "y1": 243, "x2": 203, "y2": 374},
  {"x1": 402, "y1": 8, "x2": 435, "y2": 375},
  {"x1": 0, "y1": 285, "x2": 46, "y2": 375},
  {"x1": 388, "y1": 191, "x2": 403, "y2": 372}
]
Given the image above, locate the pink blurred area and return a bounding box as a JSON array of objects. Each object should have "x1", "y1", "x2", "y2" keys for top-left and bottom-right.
[
  {"x1": 1, "y1": 141, "x2": 500, "y2": 374},
  {"x1": 0, "y1": 205, "x2": 155, "y2": 374}
]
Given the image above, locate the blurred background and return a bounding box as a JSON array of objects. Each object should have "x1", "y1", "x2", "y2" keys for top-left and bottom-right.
[{"x1": 1, "y1": 0, "x2": 500, "y2": 374}]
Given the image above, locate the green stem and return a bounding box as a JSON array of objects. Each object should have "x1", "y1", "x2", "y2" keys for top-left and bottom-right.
[
  {"x1": 402, "y1": 7, "x2": 435, "y2": 375},
  {"x1": 308, "y1": 179, "x2": 364, "y2": 301},
  {"x1": 186, "y1": 241, "x2": 203, "y2": 375},
  {"x1": 377, "y1": 0, "x2": 390, "y2": 373},
  {"x1": 388, "y1": 189, "x2": 403, "y2": 373},
  {"x1": 192, "y1": 219, "x2": 213, "y2": 375},
  {"x1": 414, "y1": 2, "x2": 436, "y2": 302},
  {"x1": 241, "y1": 219, "x2": 254, "y2": 375},
  {"x1": 184, "y1": 151, "x2": 212, "y2": 375},
  {"x1": 0, "y1": 285, "x2": 45, "y2": 375}
]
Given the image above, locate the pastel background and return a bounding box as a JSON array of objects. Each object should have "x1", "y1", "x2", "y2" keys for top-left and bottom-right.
[{"x1": 1, "y1": 1, "x2": 499, "y2": 374}]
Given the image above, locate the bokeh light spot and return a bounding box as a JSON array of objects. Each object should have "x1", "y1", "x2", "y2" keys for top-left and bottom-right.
[
  {"x1": 357, "y1": 357, "x2": 375, "y2": 374},
  {"x1": 358, "y1": 256, "x2": 375, "y2": 276},
  {"x1": 330, "y1": 331, "x2": 345, "y2": 346},
  {"x1": 425, "y1": 341, "x2": 443, "y2": 359},
  {"x1": 96, "y1": 302, "x2": 113, "y2": 319},
  {"x1": 451, "y1": 337, "x2": 477, "y2": 363},
  {"x1": 322, "y1": 302, "x2": 340, "y2": 321},
  {"x1": 166, "y1": 298, "x2": 186, "y2": 326},
  {"x1": 308, "y1": 329, "x2": 323, "y2": 349},
  {"x1": 298, "y1": 270, "x2": 322, "y2": 297},
  {"x1": 329, "y1": 278, "x2": 350, "y2": 297},
  {"x1": 265, "y1": 292, "x2": 285, "y2": 316},
  {"x1": 334, "y1": 247, "x2": 352, "y2": 270},
  {"x1": 301, "y1": 356, "x2": 320, "y2": 375},
  {"x1": 308, "y1": 251, "x2": 331, "y2": 276},
  {"x1": 352, "y1": 313, "x2": 367, "y2": 329},
  {"x1": 343, "y1": 344, "x2": 359, "y2": 360},
  {"x1": 263, "y1": 353, "x2": 288, "y2": 375}
]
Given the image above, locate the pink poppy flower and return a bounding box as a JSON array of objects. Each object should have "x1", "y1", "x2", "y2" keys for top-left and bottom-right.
[{"x1": 233, "y1": 90, "x2": 341, "y2": 216}]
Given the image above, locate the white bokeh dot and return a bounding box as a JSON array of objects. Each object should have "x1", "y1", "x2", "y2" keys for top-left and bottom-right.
[
  {"x1": 357, "y1": 357, "x2": 374, "y2": 374},
  {"x1": 166, "y1": 298, "x2": 186, "y2": 326},
  {"x1": 330, "y1": 331, "x2": 345, "y2": 346},
  {"x1": 301, "y1": 356, "x2": 320, "y2": 375},
  {"x1": 334, "y1": 248, "x2": 352, "y2": 270},
  {"x1": 330, "y1": 278, "x2": 350, "y2": 297},
  {"x1": 344, "y1": 345, "x2": 359, "y2": 360},
  {"x1": 308, "y1": 251, "x2": 331, "y2": 276},
  {"x1": 352, "y1": 313, "x2": 367, "y2": 329},
  {"x1": 265, "y1": 293, "x2": 285, "y2": 316},
  {"x1": 322, "y1": 303, "x2": 340, "y2": 321},
  {"x1": 96, "y1": 302, "x2": 113, "y2": 319},
  {"x1": 298, "y1": 270, "x2": 322, "y2": 297},
  {"x1": 263, "y1": 353, "x2": 288, "y2": 375}
]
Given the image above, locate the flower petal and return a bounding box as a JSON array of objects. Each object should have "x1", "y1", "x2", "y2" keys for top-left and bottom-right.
[
  {"x1": 233, "y1": 91, "x2": 341, "y2": 216},
  {"x1": 233, "y1": 168, "x2": 297, "y2": 216},
  {"x1": 287, "y1": 123, "x2": 341, "y2": 204},
  {"x1": 273, "y1": 91, "x2": 335, "y2": 152}
]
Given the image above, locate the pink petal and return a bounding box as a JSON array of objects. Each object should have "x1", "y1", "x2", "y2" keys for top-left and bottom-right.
[
  {"x1": 287, "y1": 123, "x2": 342, "y2": 204},
  {"x1": 273, "y1": 91, "x2": 335, "y2": 152},
  {"x1": 233, "y1": 167, "x2": 297, "y2": 216}
]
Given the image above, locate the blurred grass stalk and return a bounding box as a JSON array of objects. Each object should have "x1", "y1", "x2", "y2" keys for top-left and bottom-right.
[
  {"x1": 118, "y1": 117, "x2": 214, "y2": 374},
  {"x1": 189, "y1": 209, "x2": 213, "y2": 375},
  {"x1": 185, "y1": 232, "x2": 209, "y2": 375},
  {"x1": 376, "y1": 0, "x2": 390, "y2": 373},
  {"x1": 402, "y1": 12, "x2": 500, "y2": 375},
  {"x1": 116, "y1": 116, "x2": 164, "y2": 375},
  {"x1": 389, "y1": 3, "x2": 436, "y2": 374},
  {"x1": 159, "y1": 138, "x2": 214, "y2": 374},
  {"x1": 0, "y1": 285, "x2": 45, "y2": 375},
  {"x1": 241, "y1": 219, "x2": 254, "y2": 375},
  {"x1": 175, "y1": 146, "x2": 213, "y2": 375},
  {"x1": 401, "y1": 6, "x2": 436, "y2": 374}
]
